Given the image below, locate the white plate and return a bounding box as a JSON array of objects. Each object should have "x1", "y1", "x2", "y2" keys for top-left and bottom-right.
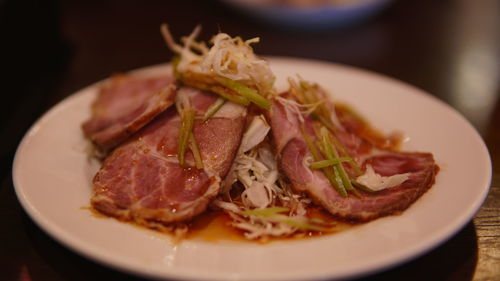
[{"x1": 13, "y1": 57, "x2": 491, "y2": 281}]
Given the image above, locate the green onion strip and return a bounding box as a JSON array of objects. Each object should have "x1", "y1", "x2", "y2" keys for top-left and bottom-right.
[
  {"x1": 177, "y1": 108, "x2": 204, "y2": 169},
  {"x1": 304, "y1": 88, "x2": 361, "y2": 175},
  {"x1": 321, "y1": 128, "x2": 359, "y2": 194},
  {"x1": 329, "y1": 134, "x2": 362, "y2": 176},
  {"x1": 309, "y1": 158, "x2": 351, "y2": 169},
  {"x1": 281, "y1": 218, "x2": 331, "y2": 232},
  {"x1": 298, "y1": 81, "x2": 362, "y2": 175},
  {"x1": 189, "y1": 134, "x2": 204, "y2": 169},
  {"x1": 242, "y1": 207, "x2": 289, "y2": 218},
  {"x1": 209, "y1": 84, "x2": 250, "y2": 106},
  {"x1": 301, "y1": 125, "x2": 347, "y2": 197},
  {"x1": 176, "y1": 69, "x2": 270, "y2": 110},
  {"x1": 301, "y1": 125, "x2": 321, "y2": 161},
  {"x1": 171, "y1": 56, "x2": 182, "y2": 80},
  {"x1": 203, "y1": 97, "x2": 226, "y2": 122},
  {"x1": 242, "y1": 207, "x2": 333, "y2": 232},
  {"x1": 217, "y1": 78, "x2": 271, "y2": 110},
  {"x1": 177, "y1": 70, "x2": 250, "y2": 106}
]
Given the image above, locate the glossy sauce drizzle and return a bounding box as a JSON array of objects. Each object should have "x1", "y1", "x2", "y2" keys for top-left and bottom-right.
[
  {"x1": 84, "y1": 206, "x2": 356, "y2": 243},
  {"x1": 186, "y1": 207, "x2": 356, "y2": 243}
]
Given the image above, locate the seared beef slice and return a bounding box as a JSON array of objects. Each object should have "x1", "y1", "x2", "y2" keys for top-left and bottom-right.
[
  {"x1": 269, "y1": 97, "x2": 438, "y2": 222},
  {"x1": 82, "y1": 74, "x2": 176, "y2": 151},
  {"x1": 91, "y1": 87, "x2": 246, "y2": 225}
]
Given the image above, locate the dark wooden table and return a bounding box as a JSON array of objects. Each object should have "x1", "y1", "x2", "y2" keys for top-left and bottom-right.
[{"x1": 1, "y1": 0, "x2": 499, "y2": 280}]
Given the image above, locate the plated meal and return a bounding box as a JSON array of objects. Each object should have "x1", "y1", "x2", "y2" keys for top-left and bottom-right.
[
  {"x1": 13, "y1": 22, "x2": 492, "y2": 281},
  {"x1": 82, "y1": 25, "x2": 439, "y2": 241}
]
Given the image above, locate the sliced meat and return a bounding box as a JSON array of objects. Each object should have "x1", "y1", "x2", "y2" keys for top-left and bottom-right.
[
  {"x1": 280, "y1": 140, "x2": 438, "y2": 221},
  {"x1": 91, "y1": 87, "x2": 246, "y2": 225},
  {"x1": 269, "y1": 97, "x2": 439, "y2": 222},
  {"x1": 82, "y1": 74, "x2": 176, "y2": 151}
]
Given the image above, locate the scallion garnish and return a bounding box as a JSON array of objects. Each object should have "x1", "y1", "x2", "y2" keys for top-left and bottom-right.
[
  {"x1": 171, "y1": 55, "x2": 182, "y2": 80},
  {"x1": 301, "y1": 125, "x2": 321, "y2": 161},
  {"x1": 329, "y1": 133, "x2": 362, "y2": 176},
  {"x1": 352, "y1": 180, "x2": 377, "y2": 194},
  {"x1": 178, "y1": 108, "x2": 195, "y2": 167},
  {"x1": 320, "y1": 127, "x2": 356, "y2": 194},
  {"x1": 203, "y1": 97, "x2": 226, "y2": 122},
  {"x1": 242, "y1": 207, "x2": 290, "y2": 218},
  {"x1": 243, "y1": 207, "x2": 333, "y2": 232},
  {"x1": 176, "y1": 71, "x2": 270, "y2": 110},
  {"x1": 317, "y1": 127, "x2": 347, "y2": 197},
  {"x1": 309, "y1": 158, "x2": 350, "y2": 169},
  {"x1": 281, "y1": 218, "x2": 332, "y2": 232},
  {"x1": 189, "y1": 134, "x2": 204, "y2": 169},
  {"x1": 291, "y1": 78, "x2": 364, "y2": 197},
  {"x1": 217, "y1": 78, "x2": 271, "y2": 110},
  {"x1": 209, "y1": 84, "x2": 251, "y2": 106},
  {"x1": 301, "y1": 125, "x2": 347, "y2": 197}
]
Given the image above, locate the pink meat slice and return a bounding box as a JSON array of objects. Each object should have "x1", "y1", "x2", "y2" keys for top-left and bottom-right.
[
  {"x1": 82, "y1": 74, "x2": 176, "y2": 151},
  {"x1": 269, "y1": 97, "x2": 439, "y2": 222},
  {"x1": 91, "y1": 87, "x2": 246, "y2": 225}
]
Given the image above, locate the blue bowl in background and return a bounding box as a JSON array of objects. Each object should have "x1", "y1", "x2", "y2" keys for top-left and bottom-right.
[{"x1": 220, "y1": 0, "x2": 394, "y2": 29}]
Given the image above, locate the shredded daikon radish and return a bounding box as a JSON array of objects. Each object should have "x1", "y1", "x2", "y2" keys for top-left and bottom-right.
[
  {"x1": 356, "y1": 165, "x2": 410, "y2": 191},
  {"x1": 212, "y1": 114, "x2": 315, "y2": 239},
  {"x1": 161, "y1": 24, "x2": 275, "y2": 94}
]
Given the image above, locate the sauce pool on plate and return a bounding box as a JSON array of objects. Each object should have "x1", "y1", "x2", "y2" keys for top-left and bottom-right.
[{"x1": 186, "y1": 207, "x2": 356, "y2": 243}]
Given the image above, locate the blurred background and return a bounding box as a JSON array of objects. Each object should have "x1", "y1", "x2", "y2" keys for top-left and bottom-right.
[{"x1": 1, "y1": 0, "x2": 499, "y2": 280}]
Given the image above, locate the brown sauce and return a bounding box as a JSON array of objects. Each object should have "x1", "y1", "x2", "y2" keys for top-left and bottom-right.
[
  {"x1": 185, "y1": 210, "x2": 248, "y2": 242},
  {"x1": 335, "y1": 103, "x2": 404, "y2": 151},
  {"x1": 185, "y1": 207, "x2": 357, "y2": 243},
  {"x1": 83, "y1": 205, "x2": 357, "y2": 243}
]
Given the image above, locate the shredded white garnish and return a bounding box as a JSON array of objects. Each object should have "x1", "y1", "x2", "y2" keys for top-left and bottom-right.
[
  {"x1": 242, "y1": 181, "x2": 271, "y2": 209},
  {"x1": 275, "y1": 96, "x2": 306, "y2": 123},
  {"x1": 175, "y1": 87, "x2": 193, "y2": 112},
  {"x1": 161, "y1": 24, "x2": 275, "y2": 94},
  {"x1": 287, "y1": 77, "x2": 346, "y2": 132},
  {"x1": 212, "y1": 200, "x2": 310, "y2": 240},
  {"x1": 214, "y1": 114, "x2": 312, "y2": 239},
  {"x1": 239, "y1": 115, "x2": 270, "y2": 153},
  {"x1": 356, "y1": 165, "x2": 410, "y2": 191},
  {"x1": 301, "y1": 154, "x2": 316, "y2": 179}
]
